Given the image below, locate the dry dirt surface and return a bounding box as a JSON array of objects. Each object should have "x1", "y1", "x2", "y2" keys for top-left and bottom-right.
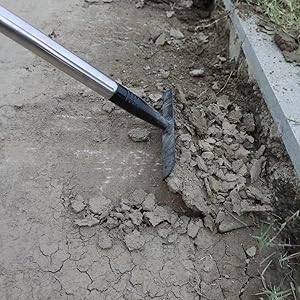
[{"x1": 0, "y1": 0, "x2": 299, "y2": 299}]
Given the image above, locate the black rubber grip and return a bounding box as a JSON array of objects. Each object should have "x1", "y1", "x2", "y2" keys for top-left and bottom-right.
[{"x1": 109, "y1": 84, "x2": 168, "y2": 130}]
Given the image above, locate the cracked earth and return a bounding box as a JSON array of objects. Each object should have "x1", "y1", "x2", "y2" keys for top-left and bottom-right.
[{"x1": 0, "y1": 0, "x2": 298, "y2": 299}]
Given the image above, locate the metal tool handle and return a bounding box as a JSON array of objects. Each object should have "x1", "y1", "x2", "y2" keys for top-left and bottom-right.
[
  {"x1": 0, "y1": 6, "x2": 118, "y2": 99},
  {"x1": 0, "y1": 6, "x2": 169, "y2": 130}
]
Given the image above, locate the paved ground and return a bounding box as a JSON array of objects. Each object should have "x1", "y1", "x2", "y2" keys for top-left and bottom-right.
[{"x1": 1, "y1": 0, "x2": 298, "y2": 299}]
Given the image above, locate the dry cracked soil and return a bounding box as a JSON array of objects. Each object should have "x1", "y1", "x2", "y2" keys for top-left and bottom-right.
[{"x1": 0, "y1": 0, "x2": 299, "y2": 299}]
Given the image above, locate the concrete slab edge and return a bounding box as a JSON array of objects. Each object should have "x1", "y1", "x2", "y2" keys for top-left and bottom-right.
[{"x1": 223, "y1": 0, "x2": 300, "y2": 177}]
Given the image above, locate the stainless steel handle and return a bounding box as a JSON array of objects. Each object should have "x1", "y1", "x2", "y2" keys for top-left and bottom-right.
[{"x1": 0, "y1": 6, "x2": 118, "y2": 99}]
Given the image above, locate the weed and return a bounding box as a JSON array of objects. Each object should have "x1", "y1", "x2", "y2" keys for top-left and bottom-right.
[
  {"x1": 254, "y1": 224, "x2": 273, "y2": 251},
  {"x1": 243, "y1": 0, "x2": 300, "y2": 39},
  {"x1": 256, "y1": 286, "x2": 292, "y2": 300}
]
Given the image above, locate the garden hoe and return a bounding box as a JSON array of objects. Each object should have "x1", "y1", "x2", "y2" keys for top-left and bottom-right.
[{"x1": 0, "y1": 6, "x2": 176, "y2": 179}]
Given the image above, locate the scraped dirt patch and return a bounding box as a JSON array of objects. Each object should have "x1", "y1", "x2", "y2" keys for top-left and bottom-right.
[{"x1": 0, "y1": 0, "x2": 299, "y2": 299}]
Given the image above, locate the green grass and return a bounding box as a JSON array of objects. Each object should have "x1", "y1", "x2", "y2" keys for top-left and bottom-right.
[
  {"x1": 246, "y1": 0, "x2": 300, "y2": 39},
  {"x1": 257, "y1": 286, "x2": 292, "y2": 300},
  {"x1": 254, "y1": 224, "x2": 273, "y2": 251}
]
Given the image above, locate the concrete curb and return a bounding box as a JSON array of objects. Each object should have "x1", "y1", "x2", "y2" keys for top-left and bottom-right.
[{"x1": 223, "y1": 0, "x2": 300, "y2": 177}]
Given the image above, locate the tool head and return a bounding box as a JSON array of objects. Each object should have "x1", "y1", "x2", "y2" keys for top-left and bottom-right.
[{"x1": 161, "y1": 90, "x2": 176, "y2": 179}]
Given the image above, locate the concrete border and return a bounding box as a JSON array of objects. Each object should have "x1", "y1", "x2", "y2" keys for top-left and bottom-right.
[{"x1": 223, "y1": 0, "x2": 300, "y2": 177}]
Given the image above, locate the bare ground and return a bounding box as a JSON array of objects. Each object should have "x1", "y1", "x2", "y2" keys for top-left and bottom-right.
[{"x1": 0, "y1": 0, "x2": 299, "y2": 299}]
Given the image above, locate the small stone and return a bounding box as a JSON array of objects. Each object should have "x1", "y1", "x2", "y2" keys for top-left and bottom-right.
[
  {"x1": 242, "y1": 113, "x2": 255, "y2": 132},
  {"x1": 124, "y1": 230, "x2": 145, "y2": 251},
  {"x1": 103, "y1": 0, "x2": 112, "y2": 2},
  {"x1": 187, "y1": 219, "x2": 202, "y2": 238},
  {"x1": 128, "y1": 128, "x2": 150, "y2": 142},
  {"x1": 129, "y1": 210, "x2": 143, "y2": 225},
  {"x1": 89, "y1": 194, "x2": 112, "y2": 217},
  {"x1": 217, "y1": 95, "x2": 230, "y2": 109},
  {"x1": 180, "y1": 133, "x2": 192, "y2": 142},
  {"x1": 189, "y1": 69, "x2": 205, "y2": 77},
  {"x1": 218, "y1": 215, "x2": 246, "y2": 233},
  {"x1": 255, "y1": 145, "x2": 266, "y2": 158},
  {"x1": 104, "y1": 217, "x2": 119, "y2": 229},
  {"x1": 166, "y1": 10, "x2": 175, "y2": 18},
  {"x1": 232, "y1": 159, "x2": 243, "y2": 173},
  {"x1": 250, "y1": 157, "x2": 266, "y2": 183},
  {"x1": 198, "y1": 140, "x2": 213, "y2": 152},
  {"x1": 203, "y1": 215, "x2": 215, "y2": 232},
  {"x1": 142, "y1": 193, "x2": 156, "y2": 211},
  {"x1": 85, "y1": 0, "x2": 99, "y2": 3},
  {"x1": 208, "y1": 176, "x2": 221, "y2": 193},
  {"x1": 144, "y1": 205, "x2": 171, "y2": 226},
  {"x1": 215, "y1": 211, "x2": 225, "y2": 224},
  {"x1": 211, "y1": 82, "x2": 219, "y2": 91},
  {"x1": 246, "y1": 246, "x2": 257, "y2": 258},
  {"x1": 235, "y1": 145, "x2": 250, "y2": 160},
  {"x1": 230, "y1": 190, "x2": 242, "y2": 216},
  {"x1": 196, "y1": 155, "x2": 208, "y2": 172},
  {"x1": 131, "y1": 189, "x2": 148, "y2": 207},
  {"x1": 102, "y1": 101, "x2": 115, "y2": 113},
  {"x1": 166, "y1": 176, "x2": 182, "y2": 193},
  {"x1": 155, "y1": 32, "x2": 167, "y2": 46},
  {"x1": 97, "y1": 230, "x2": 112, "y2": 249},
  {"x1": 74, "y1": 215, "x2": 100, "y2": 227},
  {"x1": 135, "y1": 0, "x2": 144, "y2": 8},
  {"x1": 170, "y1": 28, "x2": 184, "y2": 39},
  {"x1": 131, "y1": 87, "x2": 145, "y2": 98},
  {"x1": 71, "y1": 195, "x2": 86, "y2": 213},
  {"x1": 228, "y1": 109, "x2": 243, "y2": 124},
  {"x1": 201, "y1": 151, "x2": 214, "y2": 161},
  {"x1": 225, "y1": 173, "x2": 238, "y2": 182},
  {"x1": 204, "y1": 177, "x2": 212, "y2": 197},
  {"x1": 149, "y1": 93, "x2": 162, "y2": 102},
  {"x1": 218, "y1": 56, "x2": 227, "y2": 62},
  {"x1": 189, "y1": 108, "x2": 207, "y2": 136},
  {"x1": 197, "y1": 32, "x2": 208, "y2": 43},
  {"x1": 175, "y1": 215, "x2": 190, "y2": 234},
  {"x1": 161, "y1": 70, "x2": 170, "y2": 79}
]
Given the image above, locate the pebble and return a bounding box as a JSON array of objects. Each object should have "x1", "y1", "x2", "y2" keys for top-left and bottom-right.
[
  {"x1": 102, "y1": 101, "x2": 115, "y2": 113},
  {"x1": 149, "y1": 93, "x2": 162, "y2": 102},
  {"x1": 155, "y1": 33, "x2": 166, "y2": 46},
  {"x1": 170, "y1": 28, "x2": 184, "y2": 39},
  {"x1": 166, "y1": 11, "x2": 175, "y2": 18},
  {"x1": 187, "y1": 219, "x2": 202, "y2": 238},
  {"x1": 196, "y1": 155, "x2": 208, "y2": 172},
  {"x1": 89, "y1": 194, "x2": 112, "y2": 217},
  {"x1": 212, "y1": 82, "x2": 219, "y2": 91},
  {"x1": 71, "y1": 195, "x2": 86, "y2": 213},
  {"x1": 166, "y1": 176, "x2": 182, "y2": 193},
  {"x1": 218, "y1": 216, "x2": 246, "y2": 233},
  {"x1": 129, "y1": 210, "x2": 143, "y2": 226},
  {"x1": 242, "y1": 113, "x2": 256, "y2": 132},
  {"x1": 144, "y1": 206, "x2": 171, "y2": 226},
  {"x1": 201, "y1": 151, "x2": 214, "y2": 161},
  {"x1": 128, "y1": 128, "x2": 150, "y2": 142},
  {"x1": 189, "y1": 69, "x2": 205, "y2": 77},
  {"x1": 142, "y1": 193, "x2": 157, "y2": 211},
  {"x1": 246, "y1": 246, "x2": 257, "y2": 257}
]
